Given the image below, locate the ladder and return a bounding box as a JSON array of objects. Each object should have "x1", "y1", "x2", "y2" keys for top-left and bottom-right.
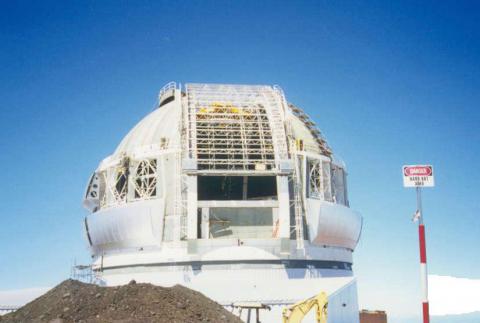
[
  {"x1": 174, "y1": 149, "x2": 188, "y2": 240},
  {"x1": 185, "y1": 86, "x2": 198, "y2": 160},
  {"x1": 261, "y1": 88, "x2": 290, "y2": 162},
  {"x1": 273, "y1": 86, "x2": 305, "y2": 251},
  {"x1": 291, "y1": 147, "x2": 305, "y2": 250},
  {"x1": 172, "y1": 98, "x2": 188, "y2": 240}
]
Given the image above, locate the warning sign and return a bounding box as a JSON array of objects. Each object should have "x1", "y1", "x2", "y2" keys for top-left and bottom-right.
[{"x1": 403, "y1": 165, "x2": 434, "y2": 187}]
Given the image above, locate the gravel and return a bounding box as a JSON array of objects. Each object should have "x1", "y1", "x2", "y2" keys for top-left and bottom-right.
[{"x1": 0, "y1": 279, "x2": 242, "y2": 323}]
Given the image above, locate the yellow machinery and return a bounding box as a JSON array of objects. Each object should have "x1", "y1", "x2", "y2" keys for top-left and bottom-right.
[
  {"x1": 198, "y1": 102, "x2": 241, "y2": 115},
  {"x1": 282, "y1": 292, "x2": 328, "y2": 323}
]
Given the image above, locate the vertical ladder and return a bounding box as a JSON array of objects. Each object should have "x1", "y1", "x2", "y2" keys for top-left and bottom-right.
[
  {"x1": 185, "y1": 86, "x2": 198, "y2": 160},
  {"x1": 273, "y1": 86, "x2": 305, "y2": 251},
  {"x1": 261, "y1": 88, "x2": 289, "y2": 163},
  {"x1": 172, "y1": 88, "x2": 187, "y2": 241},
  {"x1": 290, "y1": 139, "x2": 305, "y2": 250},
  {"x1": 173, "y1": 149, "x2": 188, "y2": 240}
]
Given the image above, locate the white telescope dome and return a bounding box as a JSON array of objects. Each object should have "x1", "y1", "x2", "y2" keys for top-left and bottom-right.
[{"x1": 82, "y1": 82, "x2": 362, "y2": 323}]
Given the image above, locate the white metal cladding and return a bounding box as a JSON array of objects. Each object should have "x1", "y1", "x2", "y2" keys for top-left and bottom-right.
[
  {"x1": 185, "y1": 83, "x2": 289, "y2": 171},
  {"x1": 306, "y1": 200, "x2": 362, "y2": 250},
  {"x1": 85, "y1": 198, "x2": 165, "y2": 253}
]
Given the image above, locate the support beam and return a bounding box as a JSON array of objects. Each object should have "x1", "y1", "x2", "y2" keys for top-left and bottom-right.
[
  {"x1": 277, "y1": 175, "x2": 291, "y2": 238},
  {"x1": 242, "y1": 176, "x2": 248, "y2": 200},
  {"x1": 201, "y1": 207, "x2": 209, "y2": 239},
  {"x1": 187, "y1": 175, "x2": 198, "y2": 239}
]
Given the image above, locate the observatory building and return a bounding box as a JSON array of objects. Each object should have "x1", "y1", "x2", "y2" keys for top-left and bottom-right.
[{"x1": 83, "y1": 83, "x2": 362, "y2": 322}]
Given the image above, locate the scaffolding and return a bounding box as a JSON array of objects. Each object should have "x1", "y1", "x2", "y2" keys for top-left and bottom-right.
[
  {"x1": 70, "y1": 262, "x2": 94, "y2": 284},
  {"x1": 185, "y1": 84, "x2": 289, "y2": 172}
]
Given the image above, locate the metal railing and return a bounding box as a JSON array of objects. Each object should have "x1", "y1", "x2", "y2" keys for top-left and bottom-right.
[{"x1": 158, "y1": 81, "x2": 177, "y2": 106}]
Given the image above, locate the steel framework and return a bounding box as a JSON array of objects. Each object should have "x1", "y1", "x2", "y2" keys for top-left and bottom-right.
[
  {"x1": 308, "y1": 159, "x2": 333, "y2": 202},
  {"x1": 185, "y1": 84, "x2": 289, "y2": 172},
  {"x1": 98, "y1": 156, "x2": 160, "y2": 209}
]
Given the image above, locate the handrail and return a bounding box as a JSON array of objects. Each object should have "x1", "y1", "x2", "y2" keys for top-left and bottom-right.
[
  {"x1": 157, "y1": 81, "x2": 177, "y2": 106},
  {"x1": 158, "y1": 81, "x2": 176, "y2": 97}
]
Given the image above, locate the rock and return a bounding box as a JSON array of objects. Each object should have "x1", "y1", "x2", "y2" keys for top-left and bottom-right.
[{"x1": 176, "y1": 302, "x2": 186, "y2": 309}]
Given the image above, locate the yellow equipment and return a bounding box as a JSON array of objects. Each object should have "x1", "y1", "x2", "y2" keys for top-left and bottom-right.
[
  {"x1": 198, "y1": 102, "x2": 241, "y2": 115},
  {"x1": 282, "y1": 292, "x2": 328, "y2": 323}
]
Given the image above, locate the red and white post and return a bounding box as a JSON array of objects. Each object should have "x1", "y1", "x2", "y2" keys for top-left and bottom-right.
[
  {"x1": 403, "y1": 165, "x2": 433, "y2": 323},
  {"x1": 416, "y1": 187, "x2": 430, "y2": 323}
]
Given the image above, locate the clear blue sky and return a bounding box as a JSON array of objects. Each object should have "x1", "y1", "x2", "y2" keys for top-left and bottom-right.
[{"x1": 1, "y1": 1, "x2": 479, "y2": 321}]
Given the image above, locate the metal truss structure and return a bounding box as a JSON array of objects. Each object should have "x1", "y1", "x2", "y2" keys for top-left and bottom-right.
[
  {"x1": 97, "y1": 156, "x2": 160, "y2": 209},
  {"x1": 308, "y1": 159, "x2": 332, "y2": 202},
  {"x1": 102, "y1": 159, "x2": 129, "y2": 207},
  {"x1": 130, "y1": 159, "x2": 157, "y2": 200},
  {"x1": 70, "y1": 263, "x2": 95, "y2": 284},
  {"x1": 185, "y1": 84, "x2": 289, "y2": 172}
]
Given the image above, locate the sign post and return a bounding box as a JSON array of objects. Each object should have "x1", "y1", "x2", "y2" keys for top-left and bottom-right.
[{"x1": 402, "y1": 165, "x2": 434, "y2": 323}]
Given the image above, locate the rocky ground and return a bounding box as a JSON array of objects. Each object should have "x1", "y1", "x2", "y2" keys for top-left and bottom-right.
[{"x1": 0, "y1": 279, "x2": 242, "y2": 323}]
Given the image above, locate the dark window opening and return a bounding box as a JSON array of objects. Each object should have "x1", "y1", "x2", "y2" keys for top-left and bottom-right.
[
  {"x1": 198, "y1": 176, "x2": 277, "y2": 200},
  {"x1": 198, "y1": 176, "x2": 243, "y2": 200},
  {"x1": 159, "y1": 95, "x2": 175, "y2": 107},
  {"x1": 247, "y1": 176, "x2": 277, "y2": 199}
]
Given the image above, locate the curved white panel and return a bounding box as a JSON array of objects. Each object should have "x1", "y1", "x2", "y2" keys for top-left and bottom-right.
[
  {"x1": 306, "y1": 199, "x2": 362, "y2": 250},
  {"x1": 114, "y1": 100, "x2": 181, "y2": 158},
  {"x1": 86, "y1": 199, "x2": 165, "y2": 253}
]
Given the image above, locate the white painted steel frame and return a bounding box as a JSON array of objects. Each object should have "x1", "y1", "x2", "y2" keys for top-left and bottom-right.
[{"x1": 185, "y1": 84, "x2": 289, "y2": 172}]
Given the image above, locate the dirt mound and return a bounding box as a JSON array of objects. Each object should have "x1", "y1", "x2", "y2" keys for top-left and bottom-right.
[{"x1": 0, "y1": 279, "x2": 242, "y2": 323}]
